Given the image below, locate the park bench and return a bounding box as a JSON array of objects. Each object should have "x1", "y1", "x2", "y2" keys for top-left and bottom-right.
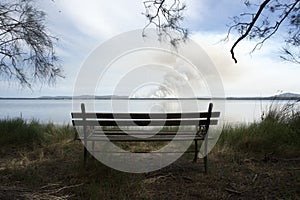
[{"x1": 71, "y1": 102, "x2": 220, "y2": 173}]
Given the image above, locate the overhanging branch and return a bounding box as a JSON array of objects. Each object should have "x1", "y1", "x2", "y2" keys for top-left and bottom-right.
[{"x1": 230, "y1": 0, "x2": 272, "y2": 63}]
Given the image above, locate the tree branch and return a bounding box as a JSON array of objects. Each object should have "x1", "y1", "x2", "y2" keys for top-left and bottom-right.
[
  {"x1": 251, "y1": 1, "x2": 299, "y2": 53},
  {"x1": 142, "y1": 0, "x2": 188, "y2": 47},
  {"x1": 230, "y1": 0, "x2": 272, "y2": 63}
]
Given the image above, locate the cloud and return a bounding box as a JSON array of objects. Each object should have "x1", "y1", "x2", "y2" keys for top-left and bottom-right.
[
  {"x1": 54, "y1": 0, "x2": 145, "y2": 39},
  {"x1": 190, "y1": 31, "x2": 300, "y2": 96},
  {"x1": 190, "y1": 32, "x2": 251, "y2": 91}
]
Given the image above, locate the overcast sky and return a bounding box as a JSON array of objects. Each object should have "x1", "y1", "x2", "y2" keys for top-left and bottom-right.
[{"x1": 1, "y1": 0, "x2": 299, "y2": 97}]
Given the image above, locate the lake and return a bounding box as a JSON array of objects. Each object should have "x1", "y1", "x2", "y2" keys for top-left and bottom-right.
[{"x1": 0, "y1": 99, "x2": 294, "y2": 125}]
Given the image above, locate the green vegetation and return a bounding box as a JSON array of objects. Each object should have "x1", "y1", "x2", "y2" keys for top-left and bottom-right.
[
  {"x1": 0, "y1": 118, "x2": 76, "y2": 147},
  {"x1": 218, "y1": 101, "x2": 300, "y2": 156},
  {"x1": 0, "y1": 118, "x2": 145, "y2": 199}
]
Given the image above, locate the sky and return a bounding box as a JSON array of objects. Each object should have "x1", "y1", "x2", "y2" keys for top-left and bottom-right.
[{"x1": 0, "y1": 0, "x2": 299, "y2": 98}]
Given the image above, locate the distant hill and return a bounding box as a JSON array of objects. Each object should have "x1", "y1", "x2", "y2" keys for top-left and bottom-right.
[
  {"x1": 274, "y1": 92, "x2": 300, "y2": 98},
  {"x1": 227, "y1": 92, "x2": 300, "y2": 100}
]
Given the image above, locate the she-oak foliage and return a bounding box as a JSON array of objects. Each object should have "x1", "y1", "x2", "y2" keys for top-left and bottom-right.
[{"x1": 0, "y1": 0, "x2": 62, "y2": 87}]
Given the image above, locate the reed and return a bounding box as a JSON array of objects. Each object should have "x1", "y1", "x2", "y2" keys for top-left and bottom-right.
[{"x1": 218, "y1": 100, "x2": 300, "y2": 155}]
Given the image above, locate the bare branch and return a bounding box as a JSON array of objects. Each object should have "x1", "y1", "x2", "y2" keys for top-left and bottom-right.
[
  {"x1": 230, "y1": 0, "x2": 272, "y2": 63},
  {"x1": 280, "y1": 47, "x2": 300, "y2": 64},
  {"x1": 228, "y1": 0, "x2": 300, "y2": 63},
  {"x1": 251, "y1": 1, "x2": 299, "y2": 53},
  {"x1": 142, "y1": 0, "x2": 188, "y2": 47}
]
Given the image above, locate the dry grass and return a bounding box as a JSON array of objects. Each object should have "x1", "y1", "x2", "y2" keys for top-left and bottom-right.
[{"x1": 0, "y1": 138, "x2": 299, "y2": 199}]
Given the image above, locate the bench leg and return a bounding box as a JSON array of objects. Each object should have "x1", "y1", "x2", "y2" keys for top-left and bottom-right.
[
  {"x1": 204, "y1": 136, "x2": 208, "y2": 173},
  {"x1": 92, "y1": 141, "x2": 95, "y2": 154},
  {"x1": 193, "y1": 139, "x2": 198, "y2": 162},
  {"x1": 84, "y1": 146, "x2": 87, "y2": 166},
  {"x1": 204, "y1": 155, "x2": 207, "y2": 173}
]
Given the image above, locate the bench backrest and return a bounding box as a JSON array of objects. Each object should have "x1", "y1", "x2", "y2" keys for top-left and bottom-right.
[{"x1": 71, "y1": 103, "x2": 220, "y2": 128}]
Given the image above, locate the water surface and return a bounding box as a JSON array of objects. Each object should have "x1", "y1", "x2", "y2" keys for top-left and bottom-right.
[{"x1": 0, "y1": 99, "x2": 293, "y2": 124}]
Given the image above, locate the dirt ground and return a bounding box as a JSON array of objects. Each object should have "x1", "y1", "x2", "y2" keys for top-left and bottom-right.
[
  {"x1": 0, "y1": 142, "x2": 299, "y2": 199},
  {"x1": 143, "y1": 152, "x2": 300, "y2": 199}
]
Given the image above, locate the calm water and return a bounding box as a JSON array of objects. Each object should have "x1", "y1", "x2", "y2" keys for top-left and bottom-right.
[{"x1": 0, "y1": 99, "x2": 293, "y2": 124}]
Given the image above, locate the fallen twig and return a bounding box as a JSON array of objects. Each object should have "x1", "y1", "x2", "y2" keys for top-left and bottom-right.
[
  {"x1": 43, "y1": 183, "x2": 84, "y2": 195},
  {"x1": 252, "y1": 174, "x2": 258, "y2": 183},
  {"x1": 225, "y1": 188, "x2": 242, "y2": 195},
  {"x1": 280, "y1": 158, "x2": 300, "y2": 161},
  {"x1": 287, "y1": 168, "x2": 300, "y2": 170},
  {"x1": 182, "y1": 176, "x2": 192, "y2": 182}
]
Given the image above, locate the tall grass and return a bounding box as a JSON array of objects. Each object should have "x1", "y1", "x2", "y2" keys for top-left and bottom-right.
[
  {"x1": 1, "y1": 100, "x2": 299, "y2": 156},
  {"x1": 0, "y1": 117, "x2": 76, "y2": 147},
  {"x1": 218, "y1": 100, "x2": 300, "y2": 155}
]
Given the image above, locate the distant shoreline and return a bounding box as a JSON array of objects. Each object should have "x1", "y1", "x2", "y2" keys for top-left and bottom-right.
[
  {"x1": 0, "y1": 92, "x2": 299, "y2": 101},
  {"x1": 0, "y1": 97, "x2": 299, "y2": 101}
]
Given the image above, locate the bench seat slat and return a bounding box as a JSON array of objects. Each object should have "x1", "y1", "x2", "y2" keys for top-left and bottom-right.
[
  {"x1": 93, "y1": 130, "x2": 200, "y2": 135},
  {"x1": 71, "y1": 112, "x2": 220, "y2": 119},
  {"x1": 79, "y1": 135, "x2": 212, "y2": 141},
  {"x1": 72, "y1": 119, "x2": 218, "y2": 126}
]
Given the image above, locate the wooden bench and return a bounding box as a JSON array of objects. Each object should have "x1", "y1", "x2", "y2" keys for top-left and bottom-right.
[{"x1": 71, "y1": 103, "x2": 220, "y2": 173}]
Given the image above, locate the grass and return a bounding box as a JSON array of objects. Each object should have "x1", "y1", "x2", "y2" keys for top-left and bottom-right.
[
  {"x1": 0, "y1": 101, "x2": 299, "y2": 199},
  {"x1": 217, "y1": 100, "x2": 300, "y2": 156},
  {"x1": 0, "y1": 118, "x2": 146, "y2": 199},
  {"x1": 0, "y1": 117, "x2": 76, "y2": 147}
]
